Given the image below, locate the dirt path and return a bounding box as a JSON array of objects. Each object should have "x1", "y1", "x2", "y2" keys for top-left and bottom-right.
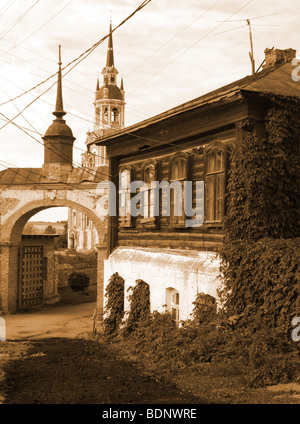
[
  {"x1": 0, "y1": 304, "x2": 201, "y2": 404},
  {"x1": 0, "y1": 337, "x2": 202, "y2": 404},
  {"x1": 1, "y1": 303, "x2": 299, "y2": 404}
]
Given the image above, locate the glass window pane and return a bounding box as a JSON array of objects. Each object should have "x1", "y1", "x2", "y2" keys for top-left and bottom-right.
[
  {"x1": 206, "y1": 175, "x2": 215, "y2": 221},
  {"x1": 207, "y1": 151, "x2": 215, "y2": 173},
  {"x1": 216, "y1": 150, "x2": 225, "y2": 171},
  {"x1": 172, "y1": 158, "x2": 186, "y2": 180},
  {"x1": 216, "y1": 173, "x2": 225, "y2": 220}
]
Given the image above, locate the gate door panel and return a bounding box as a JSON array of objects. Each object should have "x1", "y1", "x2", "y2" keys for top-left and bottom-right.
[{"x1": 19, "y1": 246, "x2": 44, "y2": 308}]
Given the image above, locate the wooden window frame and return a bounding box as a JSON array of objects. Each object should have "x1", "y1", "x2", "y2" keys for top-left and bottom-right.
[
  {"x1": 204, "y1": 144, "x2": 227, "y2": 226},
  {"x1": 165, "y1": 287, "x2": 180, "y2": 326},
  {"x1": 168, "y1": 153, "x2": 191, "y2": 228},
  {"x1": 119, "y1": 165, "x2": 132, "y2": 228},
  {"x1": 139, "y1": 159, "x2": 157, "y2": 228}
]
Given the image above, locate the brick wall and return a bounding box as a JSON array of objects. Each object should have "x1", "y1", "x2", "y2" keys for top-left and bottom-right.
[{"x1": 55, "y1": 250, "x2": 98, "y2": 288}]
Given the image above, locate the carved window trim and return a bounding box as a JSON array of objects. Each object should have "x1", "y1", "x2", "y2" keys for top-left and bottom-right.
[
  {"x1": 140, "y1": 159, "x2": 157, "y2": 228},
  {"x1": 168, "y1": 152, "x2": 190, "y2": 228},
  {"x1": 204, "y1": 143, "x2": 227, "y2": 225},
  {"x1": 119, "y1": 165, "x2": 132, "y2": 228}
]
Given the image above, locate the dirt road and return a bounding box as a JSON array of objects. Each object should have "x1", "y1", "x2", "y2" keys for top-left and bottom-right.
[{"x1": 0, "y1": 303, "x2": 201, "y2": 404}]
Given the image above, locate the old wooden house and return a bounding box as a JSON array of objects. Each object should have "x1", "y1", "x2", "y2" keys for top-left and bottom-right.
[{"x1": 96, "y1": 48, "x2": 300, "y2": 322}]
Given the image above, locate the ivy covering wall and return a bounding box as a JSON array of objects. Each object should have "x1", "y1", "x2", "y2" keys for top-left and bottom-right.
[{"x1": 220, "y1": 95, "x2": 300, "y2": 330}]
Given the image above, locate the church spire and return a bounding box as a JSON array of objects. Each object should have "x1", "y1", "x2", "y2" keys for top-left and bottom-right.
[
  {"x1": 53, "y1": 45, "x2": 66, "y2": 118},
  {"x1": 106, "y1": 22, "x2": 114, "y2": 67},
  {"x1": 43, "y1": 44, "x2": 75, "y2": 176}
]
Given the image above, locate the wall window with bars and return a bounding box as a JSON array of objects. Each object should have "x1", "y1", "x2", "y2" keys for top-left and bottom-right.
[{"x1": 205, "y1": 147, "x2": 226, "y2": 223}]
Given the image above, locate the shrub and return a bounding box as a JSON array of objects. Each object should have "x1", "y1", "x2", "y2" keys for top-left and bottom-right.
[
  {"x1": 68, "y1": 272, "x2": 90, "y2": 292},
  {"x1": 122, "y1": 279, "x2": 150, "y2": 335},
  {"x1": 104, "y1": 273, "x2": 125, "y2": 335}
]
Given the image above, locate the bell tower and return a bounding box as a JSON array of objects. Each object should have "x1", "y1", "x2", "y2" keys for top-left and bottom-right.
[{"x1": 83, "y1": 22, "x2": 125, "y2": 167}]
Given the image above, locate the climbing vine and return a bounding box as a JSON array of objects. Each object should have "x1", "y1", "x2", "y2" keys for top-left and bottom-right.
[
  {"x1": 220, "y1": 95, "x2": 300, "y2": 330},
  {"x1": 123, "y1": 279, "x2": 150, "y2": 335},
  {"x1": 104, "y1": 272, "x2": 125, "y2": 335}
]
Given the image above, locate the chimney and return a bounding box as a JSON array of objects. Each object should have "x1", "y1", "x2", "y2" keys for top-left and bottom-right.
[{"x1": 262, "y1": 48, "x2": 296, "y2": 69}]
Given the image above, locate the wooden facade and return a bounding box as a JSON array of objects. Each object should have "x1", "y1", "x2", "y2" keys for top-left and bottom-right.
[
  {"x1": 96, "y1": 54, "x2": 300, "y2": 320},
  {"x1": 97, "y1": 90, "x2": 267, "y2": 255}
]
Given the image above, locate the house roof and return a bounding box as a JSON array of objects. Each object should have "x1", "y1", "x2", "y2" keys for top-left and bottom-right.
[
  {"x1": 0, "y1": 166, "x2": 107, "y2": 185},
  {"x1": 95, "y1": 62, "x2": 300, "y2": 144}
]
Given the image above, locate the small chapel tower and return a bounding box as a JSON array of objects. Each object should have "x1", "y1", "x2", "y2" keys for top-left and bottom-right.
[
  {"x1": 43, "y1": 45, "x2": 75, "y2": 178},
  {"x1": 82, "y1": 22, "x2": 125, "y2": 167}
]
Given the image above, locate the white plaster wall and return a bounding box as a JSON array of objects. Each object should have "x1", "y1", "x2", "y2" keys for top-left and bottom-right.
[{"x1": 104, "y1": 247, "x2": 221, "y2": 322}]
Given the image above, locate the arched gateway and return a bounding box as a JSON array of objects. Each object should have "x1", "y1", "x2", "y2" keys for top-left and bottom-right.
[{"x1": 0, "y1": 48, "x2": 109, "y2": 316}]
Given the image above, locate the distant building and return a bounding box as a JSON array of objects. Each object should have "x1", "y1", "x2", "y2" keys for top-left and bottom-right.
[
  {"x1": 23, "y1": 221, "x2": 66, "y2": 235},
  {"x1": 68, "y1": 22, "x2": 125, "y2": 250}
]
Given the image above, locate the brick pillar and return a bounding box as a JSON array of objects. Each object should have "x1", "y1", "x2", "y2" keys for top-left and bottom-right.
[
  {"x1": 0, "y1": 243, "x2": 19, "y2": 313},
  {"x1": 95, "y1": 244, "x2": 107, "y2": 323}
]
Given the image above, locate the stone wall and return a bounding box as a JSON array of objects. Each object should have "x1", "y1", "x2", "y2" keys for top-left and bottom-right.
[
  {"x1": 103, "y1": 247, "x2": 221, "y2": 322},
  {"x1": 55, "y1": 250, "x2": 98, "y2": 288}
]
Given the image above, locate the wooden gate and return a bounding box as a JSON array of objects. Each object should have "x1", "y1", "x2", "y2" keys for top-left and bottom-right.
[{"x1": 19, "y1": 246, "x2": 44, "y2": 308}]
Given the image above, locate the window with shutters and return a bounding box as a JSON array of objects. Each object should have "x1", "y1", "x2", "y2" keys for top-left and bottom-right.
[
  {"x1": 170, "y1": 154, "x2": 188, "y2": 226},
  {"x1": 205, "y1": 147, "x2": 226, "y2": 223},
  {"x1": 119, "y1": 167, "x2": 132, "y2": 227},
  {"x1": 140, "y1": 160, "x2": 157, "y2": 225}
]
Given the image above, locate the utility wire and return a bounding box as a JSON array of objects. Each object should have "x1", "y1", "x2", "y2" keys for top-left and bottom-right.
[
  {"x1": 0, "y1": 0, "x2": 41, "y2": 41},
  {"x1": 128, "y1": 0, "x2": 255, "y2": 96},
  {"x1": 15, "y1": 0, "x2": 75, "y2": 46},
  {"x1": 0, "y1": 0, "x2": 15, "y2": 19},
  {"x1": 0, "y1": 108, "x2": 111, "y2": 179},
  {"x1": 0, "y1": 158, "x2": 109, "y2": 200},
  {"x1": 0, "y1": 0, "x2": 152, "y2": 109},
  {"x1": 0, "y1": 0, "x2": 152, "y2": 134},
  {"x1": 125, "y1": 0, "x2": 222, "y2": 79}
]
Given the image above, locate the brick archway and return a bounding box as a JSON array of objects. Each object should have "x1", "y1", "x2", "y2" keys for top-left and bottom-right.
[{"x1": 0, "y1": 194, "x2": 108, "y2": 315}]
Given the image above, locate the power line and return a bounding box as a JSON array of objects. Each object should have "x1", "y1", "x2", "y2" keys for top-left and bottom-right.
[
  {"x1": 0, "y1": 0, "x2": 15, "y2": 19},
  {"x1": 125, "y1": 0, "x2": 222, "y2": 79},
  {"x1": 0, "y1": 70, "x2": 147, "y2": 138},
  {"x1": 0, "y1": 0, "x2": 41, "y2": 41},
  {"x1": 215, "y1": 12, "x2": 277, "y2": 22},
  {"x1": 0, "y1": 158, "x2": 109, "y2": 200},
  {"x1": 16, "y1": 0, "x2": 75, "y2": 46},
  {"x1": 0, "y1": 0, "x2": 152, "y2": 138},
  {"x1": 0, "y1": 0, "x2": 152, "y2": 109},
  {"x1": 128, "y1": 0, "x2": 255, "y2": 97},
  {"x1": 0, "y1": 105, "x2": 111, "y2": 179}
]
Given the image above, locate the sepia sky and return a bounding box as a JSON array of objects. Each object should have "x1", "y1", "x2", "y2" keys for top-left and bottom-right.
[{"x1": 0, "y1": 0, "x2": 299, "y2": 220}]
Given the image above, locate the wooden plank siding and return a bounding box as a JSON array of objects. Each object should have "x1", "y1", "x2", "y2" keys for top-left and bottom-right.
[
  {"x1": 115, "y1": 133, "x2": 233, "y2": 252},
  {"x1": 99, "y1": 93, "x2": 268, "y2": 255}
]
